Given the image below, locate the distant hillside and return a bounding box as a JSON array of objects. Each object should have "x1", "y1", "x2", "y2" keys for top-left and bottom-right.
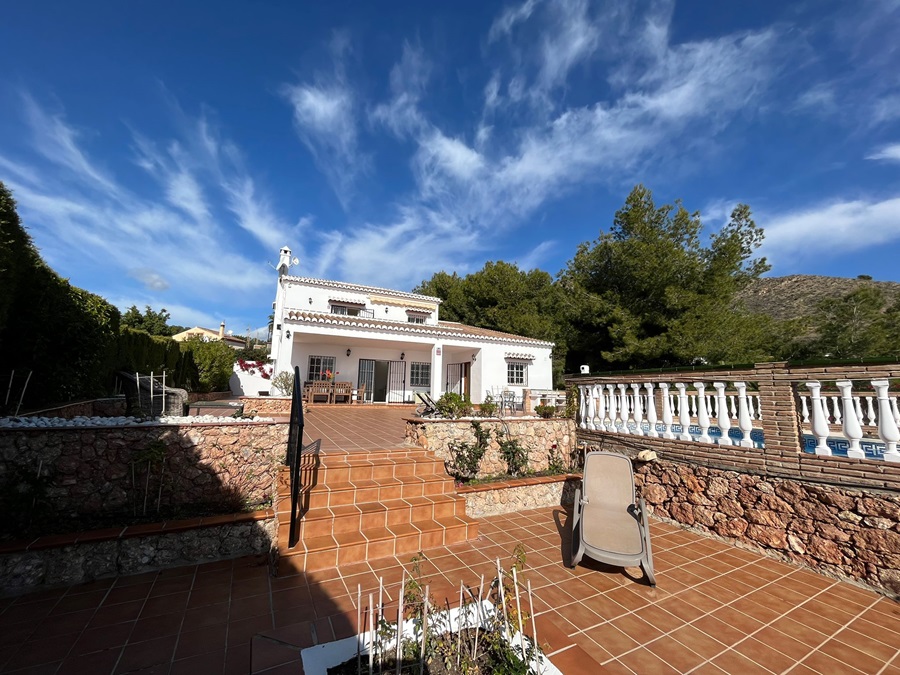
[{"x1": 737, "y1": 275, "x2": 900, "y2": 322}]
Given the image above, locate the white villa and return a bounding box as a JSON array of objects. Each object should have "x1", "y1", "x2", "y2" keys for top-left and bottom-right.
[{"x1": 267, "y1": 247, "x2": 554, "y2": 404}]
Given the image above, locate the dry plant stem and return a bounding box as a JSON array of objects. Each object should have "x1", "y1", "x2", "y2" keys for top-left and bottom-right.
[
  {"x1": 419, "y1": 584, "x2": 430, "y2": 675},
  {"x1": 357, "y1": 584, "x2": 362, "y2": 674},
  {"x1": 378, "y1": 577, "x2": 384, "y2": 674},
  {"x1": 528, "y1": 579, "x2": 540, "y2": 675},
  {"x1": 456, "y1": 581, "x2": 463, "y2": 667},
  {"x1": 474, "y1": 574, "x2": 484, "y2": 656},
  {"x1": 395, "y1": 573, "x2": 404, "y2": 675},
  {"x1": 369, "y1": 593, "x2": 374, "y2": 675},
  {"x1": 512, "y1": 567, "x2": 525, "y2": 658},
  {"x1": 496, "y1": 558, "x2": 509, "y2": 635}
]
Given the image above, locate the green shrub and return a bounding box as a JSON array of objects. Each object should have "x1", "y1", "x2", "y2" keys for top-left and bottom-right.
[
  {"x1": 534, "y1": 404, "x2": 556, "y2": 418},
  {"x1": 436, "y1": 391, "x2": 472, "y2": 419},
  {"x1": 497, "y1": 430, "x2": 529, "y2": 477},
  {"x1": 271, "y1": 370, "x2": 294, "y2": 396},
  {"x1": 182, "y1": 338, "x2": 235, "y2": 392},
  {"x1": 478, "y1": 394, "x2": 498, "y2": 417},
  {"x1": 445, "y1": 421, "x2": 491, "y2": 481},
  {"x1": 565, "y1": 384, "x2": 579, "y2": 419}
]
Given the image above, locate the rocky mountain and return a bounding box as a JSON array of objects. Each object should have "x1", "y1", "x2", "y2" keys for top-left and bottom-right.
[{"x1": 737, "y1": 275, "x2": 900, "y2": 321}]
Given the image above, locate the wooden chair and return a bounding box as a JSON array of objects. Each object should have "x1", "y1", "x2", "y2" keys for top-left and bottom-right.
[
  {"x1": 305, "y1": 380, "x2": 332, "y2": 404},
  {"x1": 333, "y1": 381, "x2": 352, "y2": 404},
  {"x1": 354, "y1": 383, "x2": 367, "y2": 404}
]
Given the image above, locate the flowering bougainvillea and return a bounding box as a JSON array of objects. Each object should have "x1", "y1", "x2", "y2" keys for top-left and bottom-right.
[{"x1": 237, "y1": 359, "x2": 273, "y2": 380}]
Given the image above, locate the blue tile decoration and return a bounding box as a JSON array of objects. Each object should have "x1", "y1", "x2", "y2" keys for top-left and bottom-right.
[
  {"x1": 801, "y1": 434, "x2": 885, "y2": 460},
  {"x1": 609, "y1": 422, "x2": 765, "y2": 448}
]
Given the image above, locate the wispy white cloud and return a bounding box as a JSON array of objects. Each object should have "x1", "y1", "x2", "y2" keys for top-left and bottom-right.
[
  {"x1": 516, "y1": 240, "x2": 556, "y2": 271},
  {"x1": 369, "y1": 41, "x2": 431, "y2": 138},
  {"x1": 488, "y1": 0, "x2": 541, "y2": 42},
  {"x1": 760, "y1": 196, "x2": 900, "y2": 267},
  {"x1": 866, "y1": 143, "x2": 900, "y2": 163}
]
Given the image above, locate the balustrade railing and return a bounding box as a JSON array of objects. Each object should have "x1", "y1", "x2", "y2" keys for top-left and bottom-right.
[
  {"x1": 799, "y1": 379, "x2": 900, "y2": 462},
  {"x1": 577, "y1": 380, "x2": 763, "y2": 447}
]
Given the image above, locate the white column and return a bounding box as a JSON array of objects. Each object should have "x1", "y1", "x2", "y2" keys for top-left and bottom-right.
[
  {"x1": 659, "y1": 383, "x2": 674, "y2": 439},
  {"x1": 617, "y1": 384, "x2": 631, "y2": 434},
  {"x1": 594, "y1": 384, "x2": 607, "y2": 431},
  {"x1": 854, "y1": 397, "x2": 865, "y2": 430},
  {"x1": 872, "y1": 380, "x2": 900, "y2": 462},
  {"x1": 831, "y1": 395, "x2": 842, "y2": 426},
  {"x1": 431, "y1": 343, "x2": 444, "y2": 397},
  {"x1": 734, "y1": 382, "x2": 753, "y2": 448},
  {"x1": 694, "y1": 382, "x2": 711, "y2": 443},
  {"x1": 586, "y1": 385, "x2": 597, "y2": 431},
  {"x1": 806, "y1": 381, "x2": 831, "y2": 455},
  {"x1": 675, "y1": 383, "x2": 692, "y2": 441},
  {"x1": 836, "y1": 380, "x2": 865, "y2": 459},
  {"x1": 644, "y1": 383, "x2": 658, "y2": 438},
  {"x1": 713, "y1": 382, "x2": 732, "y2": 446},
  {"x1": 578, "y1": 384, "x2": 588, "y2": 429},
  {"x1": 631, "y1": 383, "x2": 645, "y2": 436},
  {"x1": 729, "y1": 394, "x2": 738, "y2": 420},
  {"x1": 607, "y1": 384, "x2": 619, "y2": 432},
  {"x1": 866, "y1": 396, "x2": 878, "y2": 427},
  {"x1": 800, "y1": 395, "x2": 810, "y2": 424}
]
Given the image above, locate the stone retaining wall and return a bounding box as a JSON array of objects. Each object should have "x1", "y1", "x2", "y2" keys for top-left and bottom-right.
[
  {"x1": 0, "y1": 512, "x2": 275, "y2": 596},
  {"x1": 241, "y1": 396, "x2": 292, "y2": 416},
  {"x1": 0, "y1": 422, "x2": 288, "y2": 527},
  {"x1": 22, "y1": 398, "x2": 128, "y2": 419},
  {"x1": 458, "y1": 475, "x2": 580, "y2": 517},
  {"x1": 626, "y1": 455, "x2": 900, "y2": 598},
  {"x1": 187, "y1": 391, "x2": 233, "y2": 403},
  {"x1": 405, "y1": 418, "x2": 576, "y2": 478}
]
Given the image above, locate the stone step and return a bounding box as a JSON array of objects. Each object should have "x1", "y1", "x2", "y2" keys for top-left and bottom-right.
[
  {"x1": 275, "y1": 515, "x2": 479, "y2": 575},
  {"x1": 276, "y1": 493, "x2": 470, "y2": 540},
  {"x1": 278, "y1": 452, "x2": 446, "y2": 484},
  {"x1": 275, "y1": 474, "x2": 454, "y2": 511}
]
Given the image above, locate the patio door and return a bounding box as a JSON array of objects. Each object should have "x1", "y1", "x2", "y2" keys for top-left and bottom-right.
[
  {"x1": 446, "y1": 362, "x2": 470, "y2": 399},
  {"x1": 359, "y1": 359, "x2": 407, "y2": 403}
]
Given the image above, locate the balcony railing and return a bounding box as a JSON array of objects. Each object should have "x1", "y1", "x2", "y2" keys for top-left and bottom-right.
[{"x1": 331, "y1": 307, "x2": 375, "y2": 319}]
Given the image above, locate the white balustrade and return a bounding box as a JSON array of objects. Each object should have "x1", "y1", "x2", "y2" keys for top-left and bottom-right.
[
  {"x1": 806, "y1": 381, "x2": 831, "y2": 455},
  {"x1": 800, "y1": 395, "x2": 810, "y2": 424},
  {"x1": 659, "y1": 383, "x2": 674, "y2": 439},
  {"x1": 831, "y1": 395, "x2": 842, "y2": 425},
  {"x1": 694, "y1": 382, "x2": 712, "y2": 443},
  {"x1": 854, "y1": 397, "x2": 865, "y2": 430},
  {"x1": 631, "y1": 384, "x2": 645, "y2": 436},
  {"x1": 675, "y1": 383, "x2": 692, "y2": 441},
  {"x1": 729, "y1": 395, "x2": 738, "y2": 420},
  {"x1": 734, "y1": 382, "x2": 754, "y2": 447},
  {"x1": 835, "y1": 380, "x2": 864, "y2": 459},
  {"x1": 593, "y1": 384, "x2": 606, "y2": 432},
  {"x1": 607, "y1": 384, "x2": 619, "y2": 432},
  {"x1": 747, "y1": 393, "x2": 756, "y2": 421},
  {"x1": 713, "y1": 382, "x2": 732, "y2": 446},
  {"x1": 872, "y1": 380, "x2": 900, "y2": 462},
  {"x1": 644, "y1": 383, "x2": 658, "y2": 438},
  {"x1": 866, "y1": 396, "x2": 877, "y2": 427},
  {"x1": 585, "y1": 385, "x2": 597, "y2": 431},
  {"x1": 616, "y1": 384, "x2": 630, "y2": 434}
]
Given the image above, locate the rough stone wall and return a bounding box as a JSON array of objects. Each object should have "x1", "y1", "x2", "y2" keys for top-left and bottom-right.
[
  {"x1": 460, "y1": 476, "x2": 580, "y2": 517},
  {"x1": 405, "y1": 418, "x2": 576, "y2": 478},
  {"x1": 0, "y1": 518, "x2": 275, "y2": 596},
  {"x1": 241, "y1": 396, "x2": 292, "y2": 415},
  {"x1": 22, "y1": 398, "x2": 127, "y2": 420},
  {"x1": 0, "y1": 422, "x2": 288, "y2": 522},
  {"x1": 187, "y1": 391, "x2": 234, "y2": 403},
  {"x1": 632, "y1": 458, "x2": 900, "y2": 598}
]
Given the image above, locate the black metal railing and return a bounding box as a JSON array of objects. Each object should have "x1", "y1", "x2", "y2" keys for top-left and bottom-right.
[{"x1": 286, "y1": 366, "x2": 320, "y2": 548}]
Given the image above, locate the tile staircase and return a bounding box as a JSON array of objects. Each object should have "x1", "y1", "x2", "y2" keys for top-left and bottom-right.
[{"x1": 273, "y1": 447, "x2": 479, "y2": 575}]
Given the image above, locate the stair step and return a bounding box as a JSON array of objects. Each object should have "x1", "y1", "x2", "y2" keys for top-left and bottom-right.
[{"x1": 275, "y1": 515, "x2": 480, "y2": 574}]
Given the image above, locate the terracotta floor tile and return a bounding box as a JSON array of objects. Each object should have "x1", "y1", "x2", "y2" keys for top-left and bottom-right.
[
  {"x1": 114, "y1": 633, "x2": 178, "y2": 673},
  {"x1": 582, "y1": 593, "x2": 629, "y2": 622},
  {"x1": 140, "y1": 590, "x2": 189, "y2": 618},
  {"x1": 733, "y1": 636, "x2": 797, "y2": 672},
  {"x1": 132, "y1": 611, "x2": 187, "y2": 641},
  {"x1": 668, "y1": 624, "x2": 726, "y2": 661},
  {"x1": 533, "y1": 612, "x2": 576, "y2": 653},
  {"x1": 799, "y1": 649, "x2": 867, "y2": 674},
  {"x1": 751, "y1": 625, "x2": 814, "y2": 661},
  {"x1": 709, "y1": 648, "x2": 772, "y2": 674},
  {"x1": 37, "y1": 608, "x2": 95, "y2": 637},
  {"x1": 57, "y1": 647, "x2": 122, "y2": 674},
  {"x1": 50, "y1": 590, "x2": 109, "y2": 615},
  {"x1": 4, "y1": 633, "x2": 79, "y2": 670},
  {"x1": 88, "y1": 599, "x2": 145, "y2": 628},
  {"x1": 547, "y1": 643, "x2": 605, "y2": 674},
  {"x1": 187, "y1": 584, "x2": 232, "y2": 608},
  {"x1": 227, "y1": 613, "x2": 274, "y2": 647},
  {"x1": 692, "y1": 615, "x2": 750, "y2": 648},
  {"x1": 584, "y1": 624, "x2": 640, "y2": 659},
  {"x1": 571, "y1": 632, "x2": 615, "y2": 665},
  {"x1": 633, "y1": 604, "x2": 686, "y2": 633},
  {"x1": 230, "y1": 592, "x2": 273, "y2": 620},
  {"x1": 818, "y1": 636, "x2": 886, "y2": 674},
  {"x1": 834, "y1": 627, "x2": 900, "y2": 663},
  {"x1": 169, "y1": 649, "x2": 226, "y2": 675},
  {"x1": 174, "y1": 623, "x2": 228, "y2": 660},
  {"x1": 617, "y1": 645, "x2": 681, "y2": 674},
  {"x1": 103, "y1": 581, "x2": 154, "y2": 606},
  {"x1": 224, "y1": 643, "x2": 251, "y2": 675},
  {"x1": 768, "y1": 617, "x2": 830, "y2": 648},
  {"x1": 645, "y1": 635, "x2": 708, "y2": 673},
  {"x1": 71, "y1": 620, "x2": 135, "y2": 655}
]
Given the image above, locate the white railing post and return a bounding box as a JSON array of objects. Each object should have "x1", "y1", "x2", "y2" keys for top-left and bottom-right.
[
  {"x1": 713, "y1": 382, "x2": 732, "y2": 446},
  {"x1": 694, "y1": 382, "x2": 711, "y2": 443},
  {"x1": 644, "y1": 383, "x2": 658, "y2": 438},
  {"x1": 631, "y1": 383, "x2": 645, "y2": 436},
  {"x1": 832, "y1": 395, "x2": 843, "y2": 426},
  {"x1": 866, "y1": 396, "x2": 878, "y2": 427},
  {"x1": 585, "y1": 385, "x2": 597, "y2": 431},
  {"x1": 806, "y1": 381, "x2": 831, "y2": 455},
  {"x1": 675, "y1": 383, "x2": 692, "y2": 441},
  {"x1": 872, "y1": 380, "x2": 900, "y2": 462},
  {"x1": 836, "y1": 380, "x2": 865, "y2": 459},
  {"x1": 607, "y1": 384, "x2": 619, "y2": 432},
  {"x1": 734, "y1": 382, "x2": 753, "y2": 448},
  {"x1": 800, "y1": 394, "x2": 810, "y2": 424},
  {"x1": 659, "y1": 383, "x2": 674, "y2": 439},
  {"x1": 578, "y1": 385, "x2": 588, "y2": 429},
  {"x1": 617, "y1": 384, "x2": 631, "y2": 434},
  {"x1": 593, "y1": 384, "x2": 607, "y2": 432}
]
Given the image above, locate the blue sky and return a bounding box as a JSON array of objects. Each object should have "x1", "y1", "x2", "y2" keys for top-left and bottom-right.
[{"x1": 2, "y1": 0, "x2": 899, "y2": 337}]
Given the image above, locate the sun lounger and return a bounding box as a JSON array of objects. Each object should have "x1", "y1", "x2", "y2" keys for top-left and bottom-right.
[{"x1": 569, "y1": 451, "x2": 656, "y2": 586}]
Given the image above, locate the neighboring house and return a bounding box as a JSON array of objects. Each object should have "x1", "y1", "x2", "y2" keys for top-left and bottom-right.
[
  {"x1": 172, "y1": 323, "x2": 246, "y2": 350},
  {"x1": 269, "y1": 247, "x2": 554, "y2": 403}
]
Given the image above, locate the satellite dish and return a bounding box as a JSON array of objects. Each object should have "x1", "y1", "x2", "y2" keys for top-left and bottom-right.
[{"x1": 291, "y1": 257, "x2": 299, "y2": 266}]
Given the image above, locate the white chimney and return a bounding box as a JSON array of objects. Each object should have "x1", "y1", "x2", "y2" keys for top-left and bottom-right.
[{"x1": 219, "y1": 322, "x2": 225, "y2": 339}]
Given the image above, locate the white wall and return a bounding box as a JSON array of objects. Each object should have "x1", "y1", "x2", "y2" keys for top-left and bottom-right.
[{"x1": 229, "y1": 362, "x2": 276, "y2": 396}]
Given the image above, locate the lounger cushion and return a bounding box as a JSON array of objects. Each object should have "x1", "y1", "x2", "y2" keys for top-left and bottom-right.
[{"x1": 581, "y1": 503, "x2": 644, "y2": 557}]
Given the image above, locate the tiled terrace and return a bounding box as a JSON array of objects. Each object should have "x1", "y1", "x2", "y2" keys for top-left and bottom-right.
[
  {"x1": 2, "y1": 506, "x2": 897, "y2": 674},
  {"x1": 297, "y1": 404, "x2": 416, "y2": 452}
]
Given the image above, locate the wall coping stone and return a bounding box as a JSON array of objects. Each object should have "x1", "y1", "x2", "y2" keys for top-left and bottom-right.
[
  {"x1": 0, "y1": 509, "x2": 274, "y2": 555},
  {"x1": 457, "y1": 473, "x2": 581, "y2": 494}
]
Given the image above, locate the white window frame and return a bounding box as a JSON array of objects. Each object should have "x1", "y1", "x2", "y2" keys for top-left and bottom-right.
[
  {"x1": 308, "y1": 355, "x2": 337, "y2": 381},
  {"x1": 507, "y1": 361, "x2": 527, "y2": 386},
  {"x1": 409, "y1": 362, "x2": 431, "y2": 387}
]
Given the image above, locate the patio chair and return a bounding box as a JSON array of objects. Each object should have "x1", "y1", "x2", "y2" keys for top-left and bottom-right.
[
  {"x1": 569, "y1": 451, "x2": 656, "y2": 586},
  {"x1": 305, "y1": 381, "x2": 332, "y2": 404},
  {"x1": 415, "y1": 392, "x2": 439, "y2": 417},
  {"x1": 332, "y1": 381, "x2": 352, "y2": 403},
  {"x1": 354, "y1": 383, "x2": 367, "y2": 404}
]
